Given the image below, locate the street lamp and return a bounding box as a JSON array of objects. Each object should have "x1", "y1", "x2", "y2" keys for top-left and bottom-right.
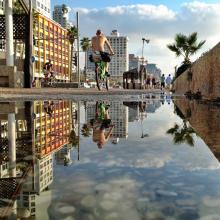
[{"x1": 141, "y1": 38, "x2": 150, "y2": 65}]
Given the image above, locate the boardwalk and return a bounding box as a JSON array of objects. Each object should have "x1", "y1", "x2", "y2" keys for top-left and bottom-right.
[{"x1": 0, "y1": 88, "x2": 163, "y2": 101}]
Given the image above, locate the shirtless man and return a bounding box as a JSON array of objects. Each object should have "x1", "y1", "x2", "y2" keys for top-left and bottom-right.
[{"x1": 91, "y1": 29, "x2": 114, "y2": 75}]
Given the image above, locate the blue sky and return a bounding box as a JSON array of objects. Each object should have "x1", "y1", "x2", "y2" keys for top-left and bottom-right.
[
  {"x1": 51, "y1": 0, "x2": 220, "y2": 10},
  {"x1": 51, "y1": 1, "x2": 220, "y2": 74}
]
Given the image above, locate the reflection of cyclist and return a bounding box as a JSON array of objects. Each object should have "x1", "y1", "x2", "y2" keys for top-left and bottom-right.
[
  {"x1": 90, "y1": 102, "x2": 114, "y2": 149},
  {"x1": 91, "y1": 29, "x2": 114, "y2": 76},
  {"x1": 44, "y1": 101, "x2": 54, "y2": 117}
]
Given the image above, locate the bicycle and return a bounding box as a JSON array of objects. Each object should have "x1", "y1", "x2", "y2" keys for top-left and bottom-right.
[
  {"x1": 94, "y1": 53, "x2": 113, "y2": 91},
  {"x1": 41, "y1": 70, "x2": 57, "y2": 87}
]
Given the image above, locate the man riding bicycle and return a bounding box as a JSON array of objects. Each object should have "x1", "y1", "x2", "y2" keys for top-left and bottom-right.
[{"x1": 91, "y1": 29, "x2": 114, "y2": 76}]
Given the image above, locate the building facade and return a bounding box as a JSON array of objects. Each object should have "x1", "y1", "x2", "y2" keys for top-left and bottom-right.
[
  {"x1": 33, "y1": 13, "x2": 71, "y2": 86},
  {"x1": 107, "y1": 30, "x2": 128, "y2": 83},
  {"x1": 129, "y1": 54, "x2": 148, "y2": 70},
  {"x1": 0, "y1": 0, "x2": 4, "y2": 14},
  {"x1": 34, "y1": 100, "x2": 71, "y2": 158},
  {"x1": 53, "y1": 4, "x2": 71, "y2": 29},
  {"x1": 146, "y1": 63, "x2": 162, "y2": 79},
  {"x1": 32, "y1": 0, "x2": 51, "y2": 18}
]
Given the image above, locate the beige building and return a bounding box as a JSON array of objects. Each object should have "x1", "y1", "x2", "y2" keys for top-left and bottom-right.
[{"x1": 107, "y1": 30, "x2": 129, "y2": 83}]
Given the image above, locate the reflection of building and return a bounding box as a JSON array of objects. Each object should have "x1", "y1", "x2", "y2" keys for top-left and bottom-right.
[
  {"x1": 34, "y1": 101, "x2": 71, "y2": 158},
  {"x1": 109, "y1": 102, "x2": 128, "y2": 138},
  {"x1": 36, "y1": 154, "x2": 53, "y2": 193},
  {"x1": 53, "y1": 5, "x2": 71, "y2": 28},
  {"x1": 33, "y1": 13, "x2": 70, "y2": 87},
  {"x1": 55, "y1": 145, "x2": 72, "y2": 166},
  {"x1": 85, "y1": 102, "x2": 128, "y2": 139},
  {"x1": 32, "y1": 0, "x2": 51, "y2": 18},
  {"x1": 107, "y1": 30, "x2": 129, "y2": 82}
]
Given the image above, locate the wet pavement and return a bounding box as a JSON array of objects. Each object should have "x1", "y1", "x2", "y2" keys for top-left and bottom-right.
[{"x1": 0, "y1": 93, "x2": 220, "y2": 219}]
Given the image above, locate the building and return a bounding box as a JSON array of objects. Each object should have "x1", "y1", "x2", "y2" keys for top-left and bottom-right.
[
  {"x1": 129, "y1": 54, "x2": 148, "y2": 70},
  {"x1": 32, "y1": 0, "x2": 51, "y2": 18},
  {"x1": 85, "y1": 101, "x2": 128, "y2": 139},
  {"x1": 109, "y1": 102, "x2": 128, "y2": 138},
  {"x1": 0, "y1": 0, "x2": 4, "y2": 14},
  {"x1": 53, "y1": 4, "x2": 71, "y2": 29},
  {"x1": 107, "y1": 30, "x2": 129, "y2": 83},
  {"x1": 34, "y1": 101, "x2": 71, "y2": 158},
  {"x1": 146, "y1": 63, "x2": 162, "y2": 79},
  {"x1": 33, "y1": 13, "x2": 71, "y2": 86}
]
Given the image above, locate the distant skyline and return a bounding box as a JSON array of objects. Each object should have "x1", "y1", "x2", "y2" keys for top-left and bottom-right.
[{"x1": 51, "y1": 0, "x2": 220, "y2": 74}]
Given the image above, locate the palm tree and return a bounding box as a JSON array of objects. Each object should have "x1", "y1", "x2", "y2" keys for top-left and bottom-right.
[
  {"x1": 167, "y1": 32, "x2": 205, "y2": 77},
  {"x1": 167, "y1": 32, "x2": 205, "y2": 64},
  {"x1": 167, "y1": 122, "x2": 196, "y2": 146},
  {"x1": 67, "y1": 26, "x2": 78, "y2": 81},
  {"x1": 81, "y1": 123, "x2": 92, "y2": 137},
  {"x1": 80, "y1": 37, "x2": 91, "y2": 80}
]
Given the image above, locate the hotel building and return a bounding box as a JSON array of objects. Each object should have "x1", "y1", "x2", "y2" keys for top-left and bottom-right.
[
  {"x1": 107, "y1": 30, "x2": 129, "y2": 83},
  {"x1": 33, "y1": 13, "x2": 71, "y2": 86},
  {"x1": 34, "y1": 101, "x2": 71, "y2": 158}
]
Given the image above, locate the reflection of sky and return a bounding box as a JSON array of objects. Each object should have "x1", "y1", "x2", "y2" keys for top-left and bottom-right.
[{"x1": 44, "y1": 101, "x2": 220, "y2": 219}]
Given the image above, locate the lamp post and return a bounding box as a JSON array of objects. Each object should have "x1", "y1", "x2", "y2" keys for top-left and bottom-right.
[
  {"x1": 139, "y1": 38, "x2": 149, "y2": 87},
  {"x1": 141, "y1": 38, "x2": 150, "y2": 65}
]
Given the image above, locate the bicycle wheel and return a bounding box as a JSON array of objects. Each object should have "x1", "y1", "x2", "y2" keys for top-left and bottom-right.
[
  {"x1": 95, "y1": 65, "x2": 103, "y2": 91},
  {"x1": 95, "y1": 63, "x2": 108, "y2": 91}
]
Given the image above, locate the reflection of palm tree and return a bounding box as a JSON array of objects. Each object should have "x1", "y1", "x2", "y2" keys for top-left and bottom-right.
[
  {"x1": 69, "y1": 130, "x2": 79, "y2": 147},
  {"x1": 167, "y1": 121, "x2": 196, "y2": 146},
  {"x1": 81, "y1": 124, "x2": 92, "y2": 137}
]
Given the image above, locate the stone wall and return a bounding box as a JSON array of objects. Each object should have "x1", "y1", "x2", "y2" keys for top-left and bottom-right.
[
  {"x1": 0, "y1": 65, "x2": 24, "y2": 88},
  {"x1": 174, "y1": 99, "x2": 220, "y2": 161},
  {"x1": 173, "y1": 43, "x2": 220, "y2": 100}
]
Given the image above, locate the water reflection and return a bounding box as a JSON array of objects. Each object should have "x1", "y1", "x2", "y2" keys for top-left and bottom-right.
[{"x1": 0, "y1": 97, "x2": 220, "y2": 219}]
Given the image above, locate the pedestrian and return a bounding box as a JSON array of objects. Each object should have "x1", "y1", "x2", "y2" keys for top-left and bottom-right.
[
  {"x1": 165, "y1": 74, "x2": 172, "y2": 90},
  {"x1": 152, "y1": 77, "x2": 156, "y2": 89},
  {"x1": 146, "y1": 75, "x2": 151, "y2": 89},
  {"x1": 160, "y1": 74, "x2": 165, "y2": 91}
]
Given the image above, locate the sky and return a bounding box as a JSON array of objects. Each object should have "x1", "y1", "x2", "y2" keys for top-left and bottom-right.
[{"x1": 52, "y1": 0, "x2": 220, "y2": 74}]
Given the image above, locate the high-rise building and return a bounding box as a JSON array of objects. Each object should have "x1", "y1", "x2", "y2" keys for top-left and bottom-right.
[
  {"x1": 32, "y1": 0, "x2": 51, "y2": 18},
  {"x1": 129, "y1": 54, "x2": 147, "y2": 70},
  {"x1": 146, "y1": 63, "x2": 162, "y2": 79},
  {"x1": 85, "y1": 101, "x2": 128, "y2": 139},
  {"x1": 109, "y1": 102, "x2": 128, "y2": 138},
  {"x1": 0, "y1": 0, "x2": 4, "y2": 15},
  {"x1": 107, "y1": 30, "x2": 128, "y2": 82},
  {"x1": 53, "y1": 4, "x2": 71, "y2": 29},
  {"x1": 32, "y1": 13, "x2": 71, "y2": 86}
]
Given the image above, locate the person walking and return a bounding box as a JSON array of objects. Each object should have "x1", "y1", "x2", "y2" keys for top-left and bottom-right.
[
  {"x1": 160, "y1": 74, "x2": 165, "y2": 91},
  {"x1": 165, "y1": 74, "x2": 172, "y2": 90}
]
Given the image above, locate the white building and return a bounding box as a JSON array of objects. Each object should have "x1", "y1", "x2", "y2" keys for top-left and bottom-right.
[
  {"x1": 109, "y1": 102, "x2": 128, "y2": 139},
  {"x1": 0, "y1": 0, "x2": 4, "y2": 14},
  {"x1": 53, "y1": 4, "x2": 71, "y2": 29},
  {"x1": 107, "y1": 30, "x2": 129, "y2": 83},
  {"x1": 85, "y1": 101, "x2": 128, "y2": 139},
  {"x1": 32, "y1": 0, "x2": 51, "y2": 18},
  {"x1": 36, "y1": 154, "x2": 53, "y2": 193}
]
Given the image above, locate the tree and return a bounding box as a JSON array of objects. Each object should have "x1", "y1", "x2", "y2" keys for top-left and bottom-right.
[
  {"x1": 167, "y1": 122, "x2": 196, "y2": 146},
  {"x1": 167, "y1": 32, "x2": 205, "y2": 64},
  {"x1": 81, "y1": 124, "x2": 92, "y2": 137},
  {"x1": 67, "y1": 26, "x2": 78, "y2": 81},
  {"x1": 80, "y1": 37, "x2": 91, "y2": 80},
  {"x1": 167, "y1": 32, "x2": 205, "y2": 77}
]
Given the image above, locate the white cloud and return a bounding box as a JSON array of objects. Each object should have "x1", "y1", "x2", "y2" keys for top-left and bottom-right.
[{"x1": 72, "y1": 1, "x2": 220, "y2": 74}]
